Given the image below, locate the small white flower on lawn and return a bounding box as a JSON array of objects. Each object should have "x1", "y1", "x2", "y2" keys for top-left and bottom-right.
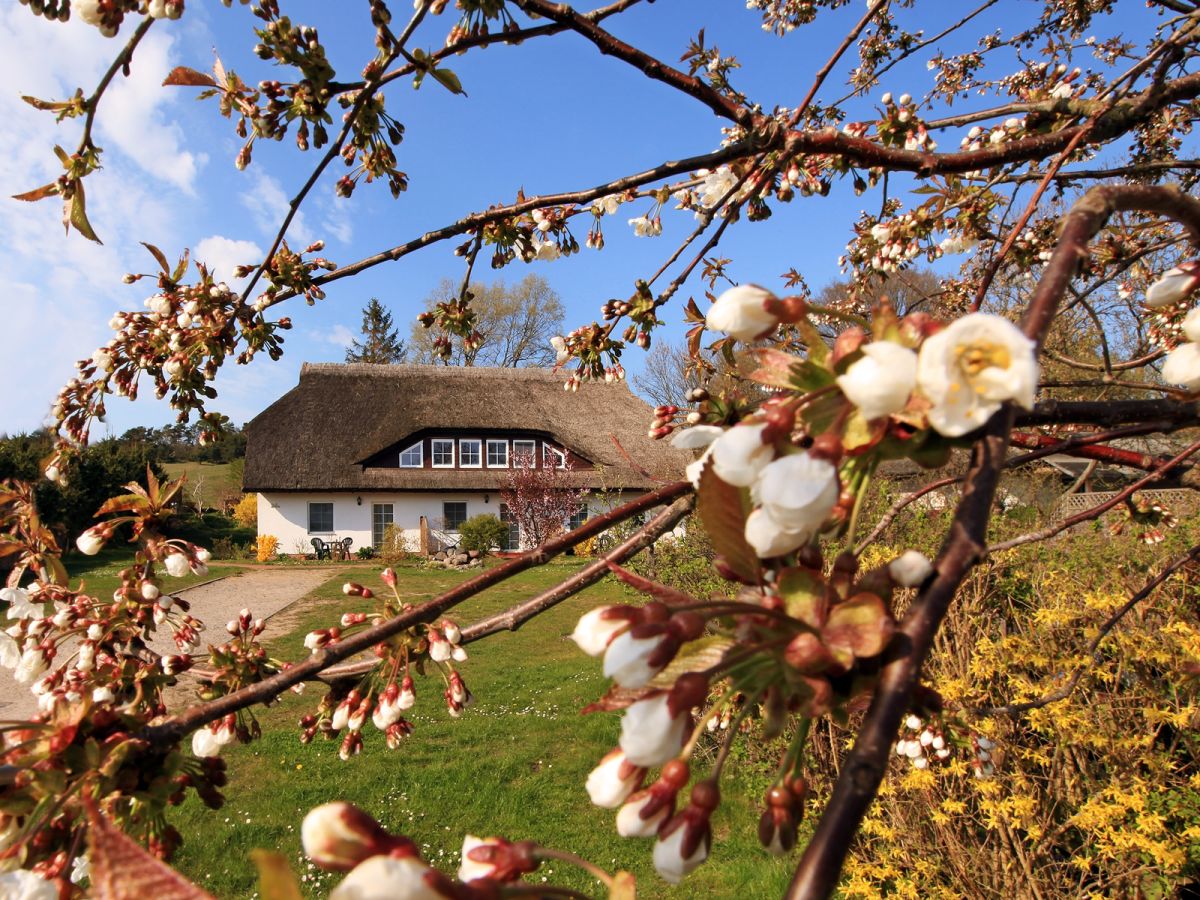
[
  {"x1": 705, "y1": 284, "x2": 779, "y2": 342},
  {"x1": 916, "y1": 313, "x2": 1037, "y2": 437},
  {"x1": 836, "y1": 341, "x2": 918, "y2": 420}
]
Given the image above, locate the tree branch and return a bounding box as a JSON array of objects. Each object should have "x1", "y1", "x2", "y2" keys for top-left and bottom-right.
[{"x1": 139, "y1": 480, "x2": 691, "y2": 745}]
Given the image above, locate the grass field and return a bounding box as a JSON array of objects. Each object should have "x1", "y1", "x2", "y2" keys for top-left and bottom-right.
[
  {"x1": 162, "y1": 461, "x2": 243, "y2": 510},
  {"x1": 168, "y1": 560, "x2": 798, "y2": 898},
  {"x1": 68, "y1": 547, "x2": 246, "y2": 597}
]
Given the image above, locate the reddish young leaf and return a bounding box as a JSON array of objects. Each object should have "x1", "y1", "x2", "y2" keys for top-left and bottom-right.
[
  {"x1": 162, "y1": 66, "x2": 218, "y2": 87},
  {"x1": 87, "y1": 801, "x2": 215, "y2": 900},
  {"x1": 11, "y1": 183, "x2": 58, "y2": 202},
  {"x1": 746, "y1": 347, "x2": 800, "y2": 389},
  {"x1": 696, "y1": 463, "x2": 759, "y2": 583}
]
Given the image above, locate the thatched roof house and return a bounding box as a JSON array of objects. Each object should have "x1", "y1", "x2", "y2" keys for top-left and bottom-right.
[{"x1": 245, "y1": 363, "x2": 687, "y2": 555}]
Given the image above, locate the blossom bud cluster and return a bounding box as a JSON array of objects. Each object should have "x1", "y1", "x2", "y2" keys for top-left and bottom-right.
[{"x1": 892, "y1": 715, "x2": 999, "y2": 778}]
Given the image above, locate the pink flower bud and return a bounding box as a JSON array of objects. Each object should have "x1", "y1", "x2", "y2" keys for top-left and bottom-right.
[
  {"x1": 458, "y1": 835, "x2": 538, "y2": 883},
  {"x1": 381, "y1": 568, "x2": 398, "y2": 588},
  {"x1": 585, "y1": 749, "x2": 646, "y2": 809},
  {"x1": 75, "y1": 526, "x2": 107, "y2": 556}
]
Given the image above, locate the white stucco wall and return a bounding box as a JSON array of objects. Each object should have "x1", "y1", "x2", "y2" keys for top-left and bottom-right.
[{"x1": 256, "y1": 490, "x2": 649, "y2": 556}]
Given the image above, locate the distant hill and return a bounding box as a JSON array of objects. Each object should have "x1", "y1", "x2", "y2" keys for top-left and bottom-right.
[{"x1": 162, "y1": 460, "x2": 244, "y2": 512}]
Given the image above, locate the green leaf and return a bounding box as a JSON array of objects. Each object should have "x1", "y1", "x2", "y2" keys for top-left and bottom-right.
[
  {"x1": 842, "y1": 410, "x2": 885, "y2": 453},
  {"x1": 67, "y1": 182, "x2": 102, "y2": 244},
  {"x1": 251, "y1": 851, "x2": 303, "y2": 900},
  {"x1": 796, "y1": 316, "x2": 830, "y2": 365},
  {"x1": 696, "y1": 462, "x2": 759, "y2": 583},
  {"x1": 431, "y1": 65, "x2": 465, "y2": 95},
  {"x1": 648, "y1": 634, "x2": 735, "y2": 689}
]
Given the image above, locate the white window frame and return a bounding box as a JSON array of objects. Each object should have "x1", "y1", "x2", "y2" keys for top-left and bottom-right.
[
  {"x1": 307, "y1": 501, "x2": 334, "y2": 534},
  {"x1": 486, "y1": 439, "x2": 509, "y2": 468},
  {"x1": 431, "y1": 439, "x2": 455, "y2": 468},
  {"x1": 399, "y1": 441, "x2": 423, "y2": 468},
  {"x1": 543, "y1": 444, "x2": 566, "y2": 469},
  {"x1": 513, "y1": 440, "x2": 537, "y2": 468},
  {"x1": 459, "y1": 439, "x2": 482, "y2": 468}
]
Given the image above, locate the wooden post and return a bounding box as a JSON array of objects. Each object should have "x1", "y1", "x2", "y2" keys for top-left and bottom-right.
[{"x1": 419, "y1": 516, "x2": 429, "y2": 556}]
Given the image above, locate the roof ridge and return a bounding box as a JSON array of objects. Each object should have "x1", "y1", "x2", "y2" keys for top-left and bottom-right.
[{"x1": 300, "y1": 362, "x2": 567, "y2": 380}]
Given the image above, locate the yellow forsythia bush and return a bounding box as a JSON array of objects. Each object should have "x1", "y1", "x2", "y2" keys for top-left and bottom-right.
[
  {"x1": 835, "y1": 526, "x2": 1200, "y2": 898},
  {"x1": 254, "y1": 534, "x2": 278, "y2": 563},
  {"x1": 232, "y1": 494, "x2": 257, "y2": 528}
]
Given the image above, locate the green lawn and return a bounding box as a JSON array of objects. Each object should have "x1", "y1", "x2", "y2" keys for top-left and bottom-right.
[
  {"x1": 162, "y1": 461, "x2": 243, "y2": 510},
  {"x1": 67, "y1": 548, "x2": 246, "y2": 597},
  {"x1": 168, "y1": 560, "x2": 797, "y2": 898}
]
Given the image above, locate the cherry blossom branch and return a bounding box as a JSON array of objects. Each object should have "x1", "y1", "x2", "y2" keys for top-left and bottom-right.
[
  {"x1": 1015, "y1": 397, "x2": 1200, "y2": 427},
  {"x1": 975, "y1": 542, "x2": 1200, "y2": 717},
  {"x1": 789, "y1": 182, "x2": 1200, "y2": 898},
  {"x1": 139, "y1": 480, "x2": 690, "y2": 745},
  {"x1": 79, "y1": 18, "x2": 154, "y2": 155},
  {"x1": 237, "y1": 3, "x2": 430, "y2": 303},
  {"x1": 789, "y1": 0, "x2": 889, "y2": 125},
  {"x1": 316, "y1": 494, "x2": 695, "y2": 684}
]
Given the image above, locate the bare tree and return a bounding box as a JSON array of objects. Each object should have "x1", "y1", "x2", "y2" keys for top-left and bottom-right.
[{"x1": 409, "y1": 274, "x2": 564, "y2": 367}]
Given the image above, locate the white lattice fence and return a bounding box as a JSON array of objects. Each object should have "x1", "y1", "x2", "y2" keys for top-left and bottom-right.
[{"x1": 1054, "y1": 488, "x2": 1199, "y2": 521}]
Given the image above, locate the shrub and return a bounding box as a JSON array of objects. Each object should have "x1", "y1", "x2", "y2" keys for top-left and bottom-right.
[
  {"x1": 209, "y1": 537, "x2": 250, "y2": 560},
  {"x1": 356, "y1": 546, "x2": 374, "y2": 559},
  {"x1": 573, "y1": 534, "x2": 598, "y2": 558},
  {"x1": 254, "y1": 534, "x2": 278, "y2": 563},
  {"x1": 379, "y1": 524, "x2": 411, "y2": 564},
  {"x1": 458, "y1": 514, "x2": 509, "y2": 554},
  {"x1": 232, "y1": 494, "x2": 257, "y2": 528}
]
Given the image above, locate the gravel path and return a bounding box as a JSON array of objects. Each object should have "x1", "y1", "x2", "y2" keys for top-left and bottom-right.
[{"x1": 0, "y1": 568, "x2": 336, "y2": 720}]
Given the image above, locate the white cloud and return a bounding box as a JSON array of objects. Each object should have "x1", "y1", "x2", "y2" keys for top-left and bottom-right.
[
  {"x1": 97, "y1": 28, "x2": 207, "y2": 193},
  {"x1": 321, "y1": 324, "x2": 356, "y2": 349},
  {"x1": 241, "y1": 170, "x2": 312, "y2": 245},
  {"x1": 194, "y1": 235, "x2": 264, "y2": 285}
]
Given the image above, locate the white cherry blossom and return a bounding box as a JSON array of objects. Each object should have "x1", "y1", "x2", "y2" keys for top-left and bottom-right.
[
  {"x1": 617, "y1": 794, "x2": 669, "y2": 837},
  {"x1": 705, "y1": 284, "x2": 779, "y2": 342},
  {"x1": 331, "y1": 855, "x2": 445, "y2": 900},
  {"x1": 571, "y1": 606, "x2": 628, "y2": 656},
  {"x1": 2, "y1": 588, "x2": 44, "y2": 621},
  {"x1": 754, "y1": 453, "x2": 839, "y2": 535},
  {"x1": 709, "y1": 422, "x2": 773, "y2": 487},
  {"x1": 603, "y1": 630, "x2": 668, "y2": 688},
  {"x1": 836, "y1": 341, "x2": 917, "y2": 420},
  {"x1": 653, "y1": 826, "x2": 708, "y2": 884},
  {"x1": 744, "y1": 507, "x2": 808, "y2": 559},
  {"x1": 888, "y1": 550, "x2": 933, "y2": 587},
  {"x1": 1162, "y1": 342, "x2": 1200, "y2": 391},
  {"x1": 619, "y1": 694, "x2": 688, "y2": 767},
  {"x1": 916, "y1": 313, "x2": 1037, "y2": 437},
  {"x1": 699, "y1": 166, "x2": 737, "y2": 208},
  {"x1": 1145, "y1": 265, "x2": 1200, "y2": 308},
  {"x1": 585, "y1": 750, "x2": 642, "y2": 808}
]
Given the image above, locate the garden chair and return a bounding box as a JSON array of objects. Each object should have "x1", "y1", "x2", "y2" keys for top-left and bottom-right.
[{"x1": 310, "y1": 537, "x2": 330, "y2": 560}]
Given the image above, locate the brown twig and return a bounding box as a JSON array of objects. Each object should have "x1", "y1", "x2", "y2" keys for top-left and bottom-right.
[{"x1": 317, "y1": 494, "x2": 694, "y2": 683}]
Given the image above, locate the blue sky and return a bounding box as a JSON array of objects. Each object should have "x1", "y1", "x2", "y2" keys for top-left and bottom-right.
[{"x1": 0, "y1": 0, "x2": 1158, "y2": 438}]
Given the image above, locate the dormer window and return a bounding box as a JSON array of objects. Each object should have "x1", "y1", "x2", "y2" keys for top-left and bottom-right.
[
  {"x1": 543, "y1": 444, "x2": 566, "y2": 468},
  {"x1": 460, "y1": 439, "x2": 481, "y2": 468},
  {"x1": 399, "y1": 441, "x2": 423, "y2": 468},
  {"x1": 431, "y1": 439, "x2": 455, "y2": 468},
  {"x1": 513, "y1": 440, "x2": 537, "y2": 467},
  {"x1": 487, "y1": 440, "x2": 509, "y2": 468}
]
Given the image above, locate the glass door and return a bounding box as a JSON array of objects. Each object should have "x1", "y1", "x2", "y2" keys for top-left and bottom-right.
[{"x1": 372, "y1": 503, "x2": 394, "y2": 550}]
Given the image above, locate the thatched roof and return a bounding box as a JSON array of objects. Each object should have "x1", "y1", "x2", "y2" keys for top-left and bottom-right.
[{"x1": 243, "y1": 363, "x2": 689, "y2": 492}]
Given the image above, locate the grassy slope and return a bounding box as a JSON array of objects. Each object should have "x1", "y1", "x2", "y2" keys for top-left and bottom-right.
[
  {"x1": 169, "y1": 560, "x2": 796, "y2": 898},
  {"x1": 162, "y1": 461, "x2": 243, "y2": 509}
]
